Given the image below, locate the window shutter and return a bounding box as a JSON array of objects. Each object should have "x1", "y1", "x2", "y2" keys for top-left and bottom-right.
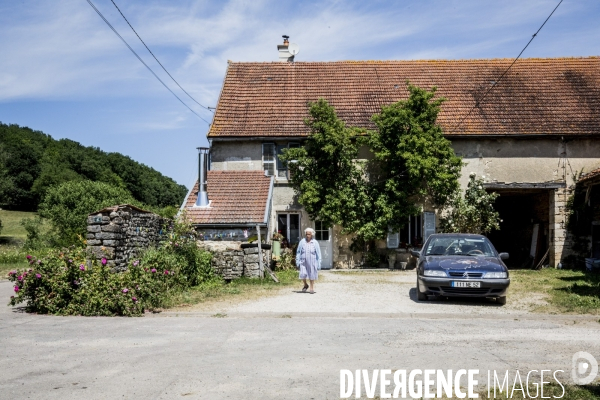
[
  {"x1": 387, "y1": 229, "x2": 399, "y2": 249},
  {"x1": 423, "y1": 212, "x2": 436, "y2": 242}
]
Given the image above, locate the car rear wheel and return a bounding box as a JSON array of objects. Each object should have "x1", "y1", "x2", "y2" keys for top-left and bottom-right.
[
  {"x1": 417, "y1": 278, "x2": 428, "y2": 301},
  {"x1": 496, "y1": 296, "x2": 506, "y2": 306}
]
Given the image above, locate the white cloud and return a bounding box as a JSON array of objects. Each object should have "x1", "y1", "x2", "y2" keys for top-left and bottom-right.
[{"x1": 0, "y1": 0, "x2": 595, "y2": 105}]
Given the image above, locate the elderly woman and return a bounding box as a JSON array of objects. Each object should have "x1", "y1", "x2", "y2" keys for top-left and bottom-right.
[{"x1": 296, "y1": 227, "x2": 321, "y2": 294}]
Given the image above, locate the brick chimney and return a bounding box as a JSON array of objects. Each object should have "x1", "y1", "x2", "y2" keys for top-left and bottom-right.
[{"x1": 277, "y1": 35, "x2": 294, "y2": 62}]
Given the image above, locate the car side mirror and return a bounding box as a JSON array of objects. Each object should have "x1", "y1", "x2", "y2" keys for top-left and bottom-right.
[
  {"x1": 410, "y1": 250, "x2": 421, "y2": 258},
  {"x1": 499, "y1": 252, "x2": 509, "y2": 260}
]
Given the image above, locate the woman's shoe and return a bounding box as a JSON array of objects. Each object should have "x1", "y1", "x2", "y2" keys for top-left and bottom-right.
[{"x1": 302, "y1": 284, "x2": 309, "y2": 292}]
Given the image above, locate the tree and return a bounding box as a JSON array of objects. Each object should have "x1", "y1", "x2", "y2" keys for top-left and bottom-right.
[
  {"x1": 281, "y1": 83, "x2": 463, "y2": 243},
  {"x1": 439, "y1": 173, "x2": 501, "y2": 235},
  {"x1": 365, "y1": 83, "x2": 463, "y2": 240},
  {"x1": 38, "y1": 180, "x2": 137, "y2": 246},
  {"x1": 0, "y1": 122, "x2": 187, "y2": 210},
  {"x1": 280, "y1": 99, "x2": 370, "y2": 232},
  {"x1": 0, "y1": 143, "x2": 15, "y2": 206}
]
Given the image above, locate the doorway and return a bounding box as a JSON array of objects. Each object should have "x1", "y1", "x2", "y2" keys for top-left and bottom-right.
[
  {"x1": 315, "y1": 221, "x2": 332, "y2": 269},
  {"x1": 486, "y1": 190, "x2": 550, "y2": 268},
  {"x1": 277, "y1": 213, "x2": 301, "y2": 245}
]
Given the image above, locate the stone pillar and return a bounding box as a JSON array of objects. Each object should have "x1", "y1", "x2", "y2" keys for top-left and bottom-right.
[
  {"x1": 243, "y1": 246, "x2": 268, "y2": 277},
  {"x1": 549, "y1": 187, "x2": 572, "y2": 267}
]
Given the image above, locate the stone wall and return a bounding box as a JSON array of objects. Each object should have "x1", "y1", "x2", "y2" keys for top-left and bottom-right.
[
  {"x1": 86, "y1": 205, "x2": 168, "y2": 271},
  {"x1": 197, "y1": 241, "x2": 269, "y2": 279}
]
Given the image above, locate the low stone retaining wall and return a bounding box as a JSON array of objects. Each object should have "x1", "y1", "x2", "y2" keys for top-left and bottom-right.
[
  {"x1": 86, "y1": 204, "x2": 168, "y2": 271},
  {"x1": 197, "y1": 241, "x2": 269, "y2": 279}
]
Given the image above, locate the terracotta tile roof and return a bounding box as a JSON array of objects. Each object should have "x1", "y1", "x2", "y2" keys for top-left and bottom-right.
[
  {"x1": 579, "y1": 167, "x2": 600, "y2": 184},
  {"x1": 182, "y1": 171, "x2": 273, "y2": 225},
  {"x1": 208, "y1": 57, "x2": 600, "y2": 138}
]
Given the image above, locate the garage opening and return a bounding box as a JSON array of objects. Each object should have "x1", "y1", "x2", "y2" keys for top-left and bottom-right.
[{"x1": 485, "y1": 186, "x2": 551, "y2": 269}]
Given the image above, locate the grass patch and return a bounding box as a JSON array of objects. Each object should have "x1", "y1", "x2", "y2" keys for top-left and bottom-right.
[
  {"x1": 0, "y1": 210, "x2": 36, "y2": 243},
  {"x1": 510, "y1": 268, "x2": 600, "y2": 314},
  {"x1": 165, "y1": 269, "x2": 301, "y2": 310},
  {"x1": 0, "y1": 262, "x2": 28, "y2": 280},
  {"x1": 0, "y1": 245, "x2": 32, "y2": 280}
]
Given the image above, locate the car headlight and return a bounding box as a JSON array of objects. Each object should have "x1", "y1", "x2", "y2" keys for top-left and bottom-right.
[
  {"x1": 484, "y1": 271, "x2": 507, "y2": 279},
  {"x1": 423, "y1": 270, "x2": 447, "y2": 277}
]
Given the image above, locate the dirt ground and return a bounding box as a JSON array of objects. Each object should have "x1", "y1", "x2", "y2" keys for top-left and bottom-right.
[{"x1": 178, "y1": 270, "x2": 548, "y2": 315}]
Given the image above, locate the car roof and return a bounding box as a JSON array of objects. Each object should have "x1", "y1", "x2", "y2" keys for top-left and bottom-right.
[{"x1": 428, "y1": 233, "x2": 488, "y2": 239}]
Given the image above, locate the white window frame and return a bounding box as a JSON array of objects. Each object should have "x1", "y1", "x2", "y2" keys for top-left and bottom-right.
[
  {"x1": 387, "y1": 212, "x2": 435, "y2": 249},
  {"x1": 262, "y1": 143, "x2": 276, "y2": 176}
]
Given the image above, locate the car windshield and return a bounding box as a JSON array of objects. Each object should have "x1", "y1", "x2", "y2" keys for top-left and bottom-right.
[{"x1": 423, "y1": 237, "x2": 496, "y2": 257}]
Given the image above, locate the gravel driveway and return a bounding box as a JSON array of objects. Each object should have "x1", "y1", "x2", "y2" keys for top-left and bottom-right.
[{"x1": 188, "y1": 270, "x2": 545, "y2": 316}]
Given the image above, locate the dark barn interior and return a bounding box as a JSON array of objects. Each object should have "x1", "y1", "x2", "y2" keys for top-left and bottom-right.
[{"x1": 486, "y1": 189, "x2": 550, "y2": 269}]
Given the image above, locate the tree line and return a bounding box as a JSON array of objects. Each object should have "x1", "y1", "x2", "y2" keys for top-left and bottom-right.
[{"x1": 0, "y1": 122, "x2": 187, "y2": 211}]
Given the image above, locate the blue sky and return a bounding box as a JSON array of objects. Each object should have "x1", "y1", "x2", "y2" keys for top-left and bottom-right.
[{"x1": 0, "y1": 0, "x2": 598, "y2": 189}]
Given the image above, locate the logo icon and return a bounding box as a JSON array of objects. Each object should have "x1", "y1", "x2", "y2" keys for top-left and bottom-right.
[
  {"x1": 463, "y1": 272, "x2": 469, "y2": 278},
  {"x1": 572, "y1": 351, "x2": 598, "y2": 385}
]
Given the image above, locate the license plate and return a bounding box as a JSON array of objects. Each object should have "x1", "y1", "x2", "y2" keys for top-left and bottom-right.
[{"x1": 452, "y1": 281, "x2": 481, "y2": 288}]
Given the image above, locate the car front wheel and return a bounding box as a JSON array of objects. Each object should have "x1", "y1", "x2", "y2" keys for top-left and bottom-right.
[
  {"x1": 496, "y1": 296, "x2": 506, "y2": 306},
  {"x1": 417, "y1": 278, "x2": 428, "y2": 301}
]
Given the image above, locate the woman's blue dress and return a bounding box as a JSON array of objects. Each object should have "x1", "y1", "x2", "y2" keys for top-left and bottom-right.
[{"x1": 297, "y1": 238, "x2": 320, "y2": 280}]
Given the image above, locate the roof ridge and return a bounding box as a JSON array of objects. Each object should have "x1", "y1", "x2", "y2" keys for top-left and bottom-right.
[{"x1": 226, "y1": 56, "x2": 600, "y2": 65}]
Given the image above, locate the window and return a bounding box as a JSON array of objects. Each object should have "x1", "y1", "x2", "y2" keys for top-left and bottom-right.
[
  {"x1": 262, "y1": 143, "x2": 275, "y2": 176},
  {"x1": 386, "y1": 212, "x2": 436, "y2": 249},
  {"x1": 276, "y1": 144, "x2": 287, "y2": 178},
  {"x1": 278, "y1": 213, "x2": 301, "y2": 244},
  {"x1": 314, "y1": 220, "x2": 330, "y2": 241},
  {"x1": 424, "y1": 236, "x2": 495, "y2": 257},
  {"x1": 267, "y1": 142, "x2": 300, "y2": 179},
  {"x1": 386, "y1": 228, "x2": 399, "y2": 248}
]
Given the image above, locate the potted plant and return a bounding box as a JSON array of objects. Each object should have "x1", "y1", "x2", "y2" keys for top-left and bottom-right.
[{"x1": 387, "y1": 250, "x2": 397, "y2": 270}]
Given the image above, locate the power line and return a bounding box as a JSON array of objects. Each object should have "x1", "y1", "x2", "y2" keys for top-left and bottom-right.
[
  {"x1": 85, "y1": 0, "x2": 211, "y2": 125},
  {"x1": 451, "y1": 0, "x2": 563, "y2": 131},
  {"x1": 109, "y1": 0, "x2": 213, "y2": 112}
]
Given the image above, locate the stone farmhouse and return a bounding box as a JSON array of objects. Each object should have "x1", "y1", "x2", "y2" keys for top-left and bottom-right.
[{"x1": 181, "y1": 41, "x2": 600, "y2": 270}]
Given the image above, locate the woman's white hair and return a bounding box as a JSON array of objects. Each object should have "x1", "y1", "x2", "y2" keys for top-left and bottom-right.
[{"x1": 304, "y1": 227, "x2": 316, "y2": 235}]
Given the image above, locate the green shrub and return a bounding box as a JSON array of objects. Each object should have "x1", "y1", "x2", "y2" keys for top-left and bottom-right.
[
  {"x1": 7, "y1": 246, "x2": 183, "y2": 316},
  {"x1": 38, "y1": 180, "x2": 137, "y2": 246},
  {"x1": 20, "y1": 216, "x2": 55, "y2": 250},
  {"x1": 276, "y1": 248, "x2": 296, "y2": 271},
  {"x1": 158, "y1": 215, "x2": 214, "y2": 286}
]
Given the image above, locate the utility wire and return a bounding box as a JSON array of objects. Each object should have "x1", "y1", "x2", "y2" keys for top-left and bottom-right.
[
  {"x1": 452, "y1": 0, "x2": 563, "y2": 131},
  {"x1": 109, "y1": 0, "x2": 213, "y2": 112},
  {"x1": 85, "y1": 0, "x2": 211, "y2": 125}
]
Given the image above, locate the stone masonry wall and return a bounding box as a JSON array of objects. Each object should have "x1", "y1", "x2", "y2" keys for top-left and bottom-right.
[
  {"x1": 86, "y1": 205, "x2": 168, "y2": 271},
  {"x1": 197, "y1": 241, "x2": 269, "y2": 279},
  {"x1": 550, "y1": 187, "x2": 575, "y2": 267}
]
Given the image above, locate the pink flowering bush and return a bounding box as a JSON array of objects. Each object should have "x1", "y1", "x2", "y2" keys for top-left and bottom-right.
[
  {"x1": 7, "y1": 216, "x2": 213, "y2": 317},
  {"x1": 7, "y1": 246, "x2": 184, "y2": 316}
]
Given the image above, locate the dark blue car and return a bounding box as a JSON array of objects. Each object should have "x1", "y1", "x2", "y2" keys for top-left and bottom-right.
[{"x1": 413, "y1": 233, "x2": 510, "y2": 305}]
